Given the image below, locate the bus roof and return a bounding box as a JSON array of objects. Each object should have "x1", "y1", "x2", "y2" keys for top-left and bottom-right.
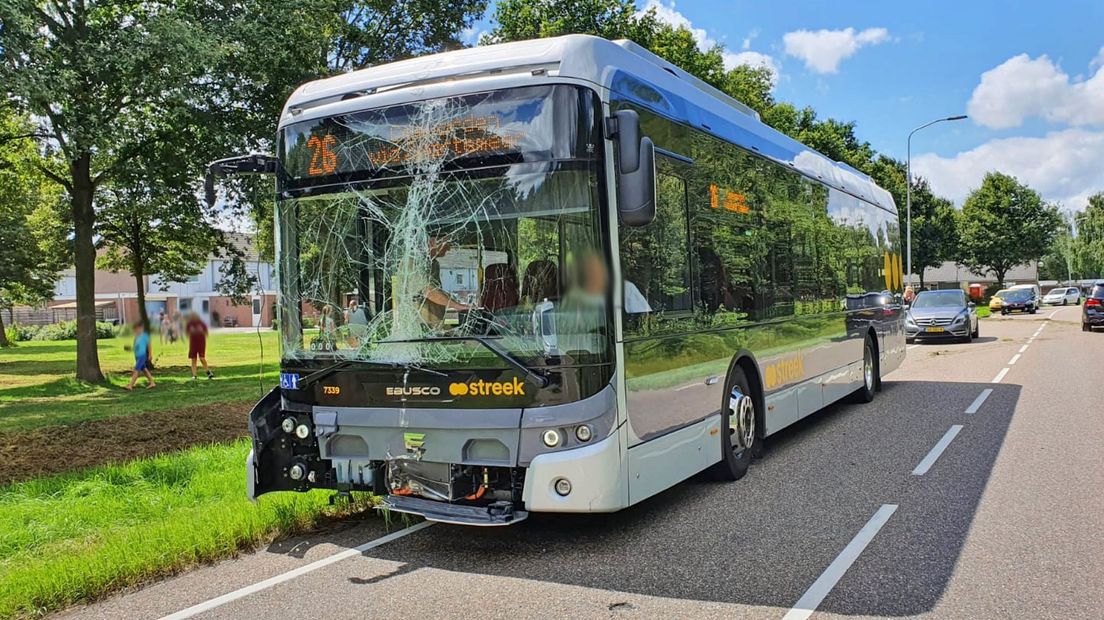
[{"x1": 282, "y1": 35, "x2": 897, "y2": 213}]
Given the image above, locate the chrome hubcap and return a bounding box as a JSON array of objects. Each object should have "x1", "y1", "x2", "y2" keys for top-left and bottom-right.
[
  {"x1": 864, "y1": 352, "x2": 874, "y2": 390},
  {"x1": 728, "y1": 387, "x2": 755, "y2": 451}
]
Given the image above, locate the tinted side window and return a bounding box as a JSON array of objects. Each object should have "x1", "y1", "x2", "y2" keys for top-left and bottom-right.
[{"x1": 620, "y1": 165, "x2": 692, "y2": 324}]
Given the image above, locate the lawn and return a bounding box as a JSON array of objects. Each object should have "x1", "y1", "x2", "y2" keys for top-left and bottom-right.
[
  {"x1": 0, "y1": 440, "x2": 375, "y2": 619},
  {"x1": 0, "y1": 330, "x2": 280, "y2": 432}
]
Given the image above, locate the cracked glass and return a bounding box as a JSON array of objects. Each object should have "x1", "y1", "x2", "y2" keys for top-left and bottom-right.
[{"x1": 275, "y1": 85, "x2": 610, "y2": 368}]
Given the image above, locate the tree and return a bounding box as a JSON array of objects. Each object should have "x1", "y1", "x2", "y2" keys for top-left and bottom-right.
[
  {"x1": 906, "y1": 178, "x2": 958, "y2": 288},
  {"x1": 1, "y1": 1, "x2": 488, "y2": 380},
  {"x1": 1072, "y1": 193, "x2": 1104, "y2": 279},
  {"x1": 0, "y1": 1, "x2": 225, "y2": 380},
  {"x1": 957, "y1": 172, "x2": 1062, "y2": 288},
  {"x1": 97, "y1": 175, "x2": 220, "y2": 333},
  {"x1": 0, "y1": 106, "x2": 65, "y2": 346}
]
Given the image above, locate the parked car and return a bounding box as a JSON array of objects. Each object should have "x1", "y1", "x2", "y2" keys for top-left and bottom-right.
[
  {"x1": 999, "y1": 288, "x2": 1036, "y2": 314},
  {"x1": 905, "y1": 289, "x2": 979, "y2": 343},
  {"x1": 1043, "y1": 286, "x2": 1081, "y2": 305},
  {"x1": 989, "y1": 289, "x2": 1011, "y2": 313},
  {"x1": 1008, "y1": 283, "x2": 1041, "y2": 312},
  {"x1": 1083, "y1": 283, "x2": 1104, "y2": 332}
]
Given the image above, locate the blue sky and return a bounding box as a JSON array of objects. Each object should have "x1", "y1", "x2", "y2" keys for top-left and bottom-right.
[{"x1": 469, "y1": 1, "x2": 1104, "y2": 210}]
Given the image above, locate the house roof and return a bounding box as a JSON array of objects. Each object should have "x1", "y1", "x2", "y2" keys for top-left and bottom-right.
[{"x1": 915, "y1": 261, "x2": 1039, "y2": 284}]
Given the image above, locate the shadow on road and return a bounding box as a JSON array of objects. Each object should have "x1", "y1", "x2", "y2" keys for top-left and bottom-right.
[{"x1": 333, "y1": 380, "x2": 1021, "y2": 616}]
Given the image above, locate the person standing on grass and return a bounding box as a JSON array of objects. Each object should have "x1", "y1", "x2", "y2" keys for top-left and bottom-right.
[
  {"x1": 125, "y1": 322, "x2": 156, "y2": 390},
  {"x1": 186, "y1": 312, "x2": 213, "y2": 381}
]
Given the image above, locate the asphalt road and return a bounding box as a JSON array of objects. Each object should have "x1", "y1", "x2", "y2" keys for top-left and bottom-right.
[{"x1": 59, "y1": 304, "x2": 1104, "y2": 620}]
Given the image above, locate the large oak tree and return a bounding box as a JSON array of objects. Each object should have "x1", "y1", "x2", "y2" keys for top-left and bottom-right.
[{"x1": 957, "y1": 172, "x2": 1062, "y2": 288}]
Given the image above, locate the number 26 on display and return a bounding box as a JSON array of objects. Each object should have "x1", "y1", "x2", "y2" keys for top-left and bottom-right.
[{"x1": 306, "y1": 134, "x2": 338, "y2": 176}]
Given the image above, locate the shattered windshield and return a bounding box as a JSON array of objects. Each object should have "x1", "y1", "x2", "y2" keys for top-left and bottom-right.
[{"x1": 275, "y1": 85, "x2": 610, "y2": 368}]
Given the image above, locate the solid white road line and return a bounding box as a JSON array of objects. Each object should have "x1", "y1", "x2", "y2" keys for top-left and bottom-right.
[
  {"x1": 1008, "y1": 353, "x2": 1021, "y2": 365},
  {"x1": 907, "y1": 344, "x2": 919, "y2": 350},
  {"x1": 158, "y1": 521, "x2": 435, "y2": 620},
  {"x1": 783, "y1": 504, "x2": 898, "y2": 620},
  {"x1": 965, "y1": 389, "x2": 993, "y2": 414},
  {"x1": 992, "y1": 367, "x2": 1010, "y2": 383},
  {"x1": 1019, "y1": 344, "x2": 1029, "y2": 353},
  {"x1": 912, "y1": 425, "x2": 964, "y2": 476}
]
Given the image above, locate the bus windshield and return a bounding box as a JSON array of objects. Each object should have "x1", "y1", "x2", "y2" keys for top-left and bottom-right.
[{"x1": 275, "y1": 85, "x2": 609, "y2": 368}]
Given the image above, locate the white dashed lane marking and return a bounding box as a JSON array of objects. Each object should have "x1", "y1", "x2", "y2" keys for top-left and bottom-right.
[{"x1": 912, "y1": 425, "x2": 963, "y2": 476}]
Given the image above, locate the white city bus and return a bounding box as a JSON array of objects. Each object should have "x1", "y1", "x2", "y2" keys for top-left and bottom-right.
[{"x1": 210, "y1": 35, "x2": 905, "y2": 525}]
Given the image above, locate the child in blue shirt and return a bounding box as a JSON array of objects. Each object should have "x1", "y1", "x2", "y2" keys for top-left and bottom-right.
[{"x1": 125, "y1": 322, "x2": 156, "y2": 390}]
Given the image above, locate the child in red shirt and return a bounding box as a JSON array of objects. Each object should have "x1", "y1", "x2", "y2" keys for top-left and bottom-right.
[{"x1": 185, "y1": 312, "x2": 213, "y2": 381}]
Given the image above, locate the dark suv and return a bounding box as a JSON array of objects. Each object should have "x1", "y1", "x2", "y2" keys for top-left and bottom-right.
[{"x1": 1083, "y1": 283, "x2": 1104, "y2": 332}]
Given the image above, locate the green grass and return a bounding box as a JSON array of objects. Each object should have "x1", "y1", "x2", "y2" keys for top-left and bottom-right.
[
  {"x1": 0, "y1": 439, "x2": 372, "y2": 619},
  {"x1": 0, "y1": 330, "x2": 280, "y2": 431},
  {"x1": 976, "y1": 306, "x2": 992, "y2": 318}
]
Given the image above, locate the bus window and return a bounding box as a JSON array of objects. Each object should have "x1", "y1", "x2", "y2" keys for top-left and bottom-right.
[{"x1": 619, "y1": 169, "x2": 692, "y2": 326}]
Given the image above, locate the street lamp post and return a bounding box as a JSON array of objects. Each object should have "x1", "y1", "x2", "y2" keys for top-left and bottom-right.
[{"x1": 906, "y1": 115, "x2": 967, "y2": 288}]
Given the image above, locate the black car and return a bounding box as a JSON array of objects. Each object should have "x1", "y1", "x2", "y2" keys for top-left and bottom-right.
[
  {"x1": 1083, "y1": 283, "x2": 1104, "y2": 332},
  {"x1": 998, "y1": 288, "x2": 1036, "y2": 314},
  {"x1": 906, "y1": 289, "x2": 979, "y2": 343}
]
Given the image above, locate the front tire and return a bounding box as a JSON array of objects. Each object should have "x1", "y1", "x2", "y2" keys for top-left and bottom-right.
[
  {"x1": 708, "y1": 367, "x2": 756, "y2": 481},
  {"x1": 849, "y1": 336, "x2": 877, "y2": 403},
  {"x1": 1084, "y1": 322, "x2": 1092, "y2": 332}
]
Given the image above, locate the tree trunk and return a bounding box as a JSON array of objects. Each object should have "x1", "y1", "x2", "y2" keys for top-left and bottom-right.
[
  {"x1": 71, "y1": 154, "x2": 105, "y2": 382},
  {"x1": 994, "y1": 269, "x2": 1007, "y2": 289},
  {"x1": 131, "y1": 220, "x2": 151, "y2": 333},
  {"x1": 918, "y1": 272, "x2": 926, "y2": 289},
  {"x1": 0, "y1": 310, "x2": 9, "y2": 347}
]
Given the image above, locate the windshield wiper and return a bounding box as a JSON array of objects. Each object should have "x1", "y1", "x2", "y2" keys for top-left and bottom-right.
[
  {"x1": 385, "y1": 336, "x2": 551, "y2": 388},
  {"x1": 294, "y1": 358, "x2": 446, "y2": 391}
]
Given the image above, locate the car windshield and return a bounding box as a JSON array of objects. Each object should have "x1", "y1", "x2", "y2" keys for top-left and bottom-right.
[
  {"x1": 1005, "y1": 290, "x2": 1031, "y2": 301},
  {"x1": 912, "y1": 291, "x2": 965, "y2": 308}
]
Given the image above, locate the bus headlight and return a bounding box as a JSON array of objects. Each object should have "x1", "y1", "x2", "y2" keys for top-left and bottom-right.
[
  {"x1": 575, "y1": 425, "x2": 592, "y2": 442},
  {"x1": 554, "y1": 478, "x2": 572, "y2": 496},
  {"x1": 281, "y1": 417, "x2": 296, "y2": 434},
  {"x1": 542, "y1": 429, "x2": 561, "y2": 448},
  {"x1": 294, "y1": 423, "x2": 311, "y2": 439}
]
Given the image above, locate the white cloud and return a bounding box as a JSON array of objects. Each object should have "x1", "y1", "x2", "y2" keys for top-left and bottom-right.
[
  {"x1": 912, "y1": 128, "x2": 1104, "y2": 210},
  {"x1": 782, "y1": 27, "x2": 890, "y2": 74},
  {"x1": 967, "y1": 49, "x2": 1104, "y2": 129},
  {"x1": 462, "y1": 26, "x2": 487, "y2": 46},
  {"x1": 641, "y1": 0, "x2": 779, "y2": 78}
]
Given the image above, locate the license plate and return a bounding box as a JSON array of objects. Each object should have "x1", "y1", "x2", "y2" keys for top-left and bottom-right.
[{"x1": 925, "y1": 327, "x2": 945, "y2": 333}]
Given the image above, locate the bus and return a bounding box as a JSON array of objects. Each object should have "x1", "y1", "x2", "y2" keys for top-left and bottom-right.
[{"x1": 208, "y1": 35, "x2": 905, "y2": 526}]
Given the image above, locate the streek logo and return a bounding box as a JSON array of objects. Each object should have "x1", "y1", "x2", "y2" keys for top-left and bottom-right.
[{"x1": 448, "y1": 377, "x2": 526, "y2": 397}]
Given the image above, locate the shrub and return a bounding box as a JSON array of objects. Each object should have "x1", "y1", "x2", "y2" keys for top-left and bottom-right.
[
  {"x1": 5, "y1": 323, "x2": 42, "y2": 342},
  {"x1": 29, "y1": 320, "x2": 116, "y2": 341}
]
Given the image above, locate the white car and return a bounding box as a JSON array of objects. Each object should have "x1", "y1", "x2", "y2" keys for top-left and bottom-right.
[{"x1": 1043, "y1": 286, "x2": 1081, "y2": 305}]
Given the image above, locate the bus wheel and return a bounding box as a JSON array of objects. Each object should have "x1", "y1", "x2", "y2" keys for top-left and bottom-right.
[
  {"x1": 850, "y1": 337, "x2": 877, "y2": 403},
  {"x1": 709, "y1": 367, "x2": 755, "y2": 481}
]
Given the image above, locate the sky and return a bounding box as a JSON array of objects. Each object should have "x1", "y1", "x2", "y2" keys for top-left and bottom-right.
[{"x1": 467, "y1": 0, "x2": 1104, "y2": 211}]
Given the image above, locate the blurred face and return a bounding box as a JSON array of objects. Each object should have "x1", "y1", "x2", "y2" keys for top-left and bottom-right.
[{"x1": 580, "y1": 253, "x2": 609, "y2": 296}]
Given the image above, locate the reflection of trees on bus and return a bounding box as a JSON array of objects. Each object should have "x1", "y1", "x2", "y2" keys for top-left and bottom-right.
[{"x1": 617, "y1": 100, "x2": 902, "y2": 381}]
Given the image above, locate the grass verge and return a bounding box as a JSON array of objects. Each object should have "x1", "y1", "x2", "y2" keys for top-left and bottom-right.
[
  {"x1": 976, "y1": 306, "x2": 992, "y2": 318},
  {"x1": 0, "y1": 330, "x2": 279, "y2": 432},
  {"x1": 0, "y1": 439, "x2": 372, "y2": 619}
]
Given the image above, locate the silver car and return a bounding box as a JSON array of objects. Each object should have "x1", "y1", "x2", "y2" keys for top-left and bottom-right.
[
  {"x1": 1043, "y1": 286, "x2": 1081, "y2": 305},
  {"x1": 905, "y1": 289, "x2": 979, "y2": 343}
]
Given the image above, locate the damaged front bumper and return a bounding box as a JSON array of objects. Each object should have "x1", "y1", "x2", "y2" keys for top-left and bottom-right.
[{"x1": 247, "y1": 385, "x2": 622, "y2": 525}]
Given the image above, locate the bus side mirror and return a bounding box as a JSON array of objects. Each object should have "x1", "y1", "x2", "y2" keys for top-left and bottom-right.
[{"x1": 611, "y1": 110, "x2": 656, "y2": 227}]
